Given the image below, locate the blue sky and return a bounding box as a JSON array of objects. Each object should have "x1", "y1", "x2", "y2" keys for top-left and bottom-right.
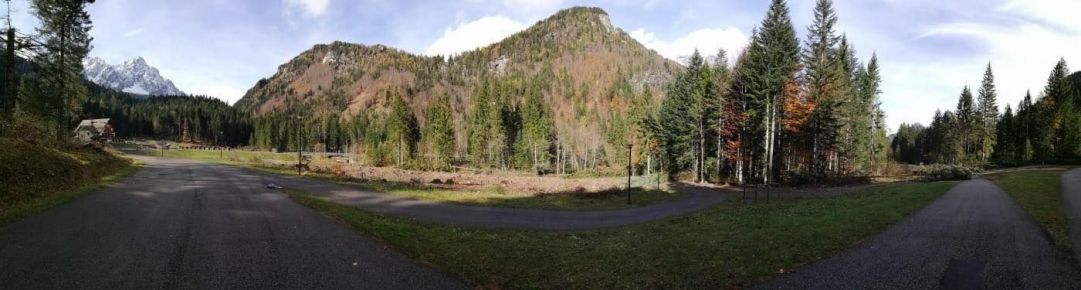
[{"x1": 6, "y1": 0, "x2": 1080, "y2": 131}]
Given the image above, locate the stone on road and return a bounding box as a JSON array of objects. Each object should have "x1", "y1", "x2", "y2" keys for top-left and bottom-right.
[
  {"x1": 758, "y1": 179, "x2": 1081, "y2": 289},
  {"x1": 0, "y1": 157, "x2": 465, "y2": 289}
]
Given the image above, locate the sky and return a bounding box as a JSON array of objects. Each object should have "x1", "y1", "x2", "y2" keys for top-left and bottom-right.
[{"x1": 5, "y1": 0, "x2": 1080, "y2": 132}]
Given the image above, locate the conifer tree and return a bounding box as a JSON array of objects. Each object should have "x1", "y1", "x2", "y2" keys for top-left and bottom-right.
[
  {"x1": 386, "y1": 89, "x2": 419, "y2": 166},
  {"x1": 727, "y1": 0, "x2": 798, "y2": 183},
  {"x1": 518, "y1": 83, "x2": 553, "y2": 173},
  {"x1": 802, "y1": 0, "x2": 843, "y2": 176},
  {"x1": 976, "y1": 63, "x2": 998, "y2": 163},
  {"x1": 956, "y1": 86, "x2": 976, "y2": 162},
  {"x1": 22, "y1": 0, "x2": 94, "y2": 137},
  {"x1": 425, "y1": 93, "x2": 455, "y2": 169}
]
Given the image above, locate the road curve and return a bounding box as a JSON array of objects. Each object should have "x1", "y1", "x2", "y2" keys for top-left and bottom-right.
[
  {"x1": 261, "y1": 164, "x2": 727, "y2": 230},
  {"x1": 757, "y1": 179, "x2": 1081, "y2": 289},
  {"x1": 1064, "y1": 168, "x2": 1081, "y2": 265},
  {"x1": 0, "y1": 156, "x2": 465, "y2": 289}
]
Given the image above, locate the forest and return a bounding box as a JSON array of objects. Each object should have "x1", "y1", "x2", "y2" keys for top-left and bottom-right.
[
  {"x1": 891, "y1": 62, "x2": 1081, "y2": 166},
  {"x1": 3, "y1": 0, "x2": 1078, "y2": 186}
]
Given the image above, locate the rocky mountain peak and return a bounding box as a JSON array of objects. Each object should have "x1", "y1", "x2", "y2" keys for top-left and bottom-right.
[{"x1": 84, "y1": 56, "x2": 184, "y2": 96}]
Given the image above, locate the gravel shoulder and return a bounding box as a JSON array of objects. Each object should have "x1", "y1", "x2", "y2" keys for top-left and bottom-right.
[{"x1": 757, "y1": 178, "x2": 1081, "y2": 289}]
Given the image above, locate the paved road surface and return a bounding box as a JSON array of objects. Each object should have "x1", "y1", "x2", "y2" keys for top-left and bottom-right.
[
  {"x1": 1064, "y1": 168, "x2": 1081, "y2": 265},
  {"x1": 0, "y1": 156, "x2": 465, "y2": 289},
  {"x1": 268, "y1": 169, "x2": 728, "y2": 230},
  {"x1": 758, "y1": 179, "x2": 1081, "y2": 289}
]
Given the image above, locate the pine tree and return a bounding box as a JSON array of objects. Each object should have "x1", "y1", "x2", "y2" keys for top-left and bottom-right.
[
  {"x1": 993, "y1": 105, "x2": 1015, "y2": 165},
  {"x1": 518, "y1": 82, "x2": 553, "y2": 173},
  {"x1": 1, "y1": 5, "x2": 17, "y2": 118},
  {"x1": 425, "y1": 93, "x2": 455, "y2": 169},
  {"x1": 1035, "y1": 59, "x2": 1068, "y2": 162},
  {"x1": 712, "y1": 49, "x2": 731, "y2": 182},
  {"x1": 22, "y1": 0, "x2": 93, "y2": 137},
  {"x1": 727, "y1": 0, "x2": 798, "y2": 184},
  {"x1": 802, "y1": 0, "x2": 844, "y2": 177},
  {"x1": 956, "y1": 86, "x2": 976, "y2": 162},
  {"x1": 863, "y1": 54, "x2": 887, "y2": 173},
  {"x1": 385, "y1": 88, "x2": 419, "y2": 167},
  {"x1": 467, "y1": 80, "x2": 492, "y2": 165},
  {"x1": 976, "y1": 63, "x2": 998, "y2": 163}
]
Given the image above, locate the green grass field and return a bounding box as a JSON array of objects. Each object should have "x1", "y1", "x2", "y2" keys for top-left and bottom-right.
[
  {"x1": 988, "y1": 169, "x2": 1073, "y2": 255},
  {"x1": 289, "y1": 180, "x2": 957, "y2": 288},
  {"x1": 1, "y1": 138, "x2": 139, "y2": 226},
  {"x1": 139, "y1": 148, "x2": 684, "y2": 210}
]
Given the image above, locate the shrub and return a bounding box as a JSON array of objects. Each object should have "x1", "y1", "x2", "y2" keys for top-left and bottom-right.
[{"x1": 913, "y1": 164, "x2": 981, "y2": 181}]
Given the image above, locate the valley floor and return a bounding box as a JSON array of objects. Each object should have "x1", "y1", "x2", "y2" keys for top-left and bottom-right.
[{"x1": 5, "y1": 152, "x2": 1079, "y2": 288}]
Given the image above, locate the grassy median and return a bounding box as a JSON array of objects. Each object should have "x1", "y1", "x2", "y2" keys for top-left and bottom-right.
[
  {"x1": 141, "y1": 148, "x2": 683, "y2": 211},
  {"x1": 988, "y1": 169, "x2": 1073, "y2": 255},
  {"x1": 289, "y1": 180, "x2": 957, "y2": 288}
]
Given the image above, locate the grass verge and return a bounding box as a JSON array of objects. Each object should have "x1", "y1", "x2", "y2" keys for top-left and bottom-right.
[
  {"x1": 136, "y1": 148, "x2": 683, "y2": 210},
  {"x1": 288, "y1": 180, "x2": 956, "y2": 288},
  {"x1": 1, "y1": 139, "x2": 140, "y2": 226},
  {"x1": 987, "y1": 169, "x2": 1072, "y2": 255}
]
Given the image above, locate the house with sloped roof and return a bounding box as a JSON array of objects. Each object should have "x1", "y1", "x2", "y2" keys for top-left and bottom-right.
[{"x1": 73, "y1": 118, "x2": 115, "y2": 143}]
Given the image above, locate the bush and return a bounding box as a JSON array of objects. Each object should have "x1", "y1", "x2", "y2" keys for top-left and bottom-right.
[
  {"x1": 913, "y1": 164, "x2": 981, "y2": 181},
  {"x1": 0, "y1": 113, "x2": 62, "y2": 148}
]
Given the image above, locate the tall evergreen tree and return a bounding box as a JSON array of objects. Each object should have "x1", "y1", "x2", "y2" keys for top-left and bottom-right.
[
  {"x1": 467, "y1": 80, "x2": 492, "y2": 165},
  {"x1": 993, "y1": 105, "x2": 1015, "y2": 165},
  {"x1": 22, "y1": 0, "x2": 94, "y2": 137},
  {"x1": 976, "y1": 63, "x2": 998, "y2": 163},
  {"x1": 385, "y1": 88, "x2": 419, "y2": 166},
  {"x1": 802, "y1": 0, "x2": 844, "y2": 177},
  {"x1": 863, "y1": 54, "x2": 887, "y2": 173},
  {"x1": 518, "y1": 82, "x2": 553, "y2": 173},
  {"x1": 424, "y1": 93, "x2": 455, "y2": 169},
  {"x1": 956, "y1": 85, "x2": 977, "y2": 162},
  {"x1": 1, "y1": 1, "x2": 18, "y2": 118},
  {"x1": 726, "y1": 0, "x2": 798, "y2": 184}
]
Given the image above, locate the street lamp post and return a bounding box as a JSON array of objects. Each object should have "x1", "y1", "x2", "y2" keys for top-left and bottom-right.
[
  {"x1": 218, "y1": 131, "x2": 224, "y2": 159},
  {"x1": 626, "y1": 143, "x2": 632, "y2": 205},
  {"x1": 296, "y1": 116, "x2": 303, "y2": 176}
]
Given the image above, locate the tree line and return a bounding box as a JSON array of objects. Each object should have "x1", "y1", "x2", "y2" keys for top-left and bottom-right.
[
  {"x1": 892, "y1": 60, "x2": 1081, "y2": 166},
  {"x1": 647, "y1": 0, "x2": 887, "y2": 184}
]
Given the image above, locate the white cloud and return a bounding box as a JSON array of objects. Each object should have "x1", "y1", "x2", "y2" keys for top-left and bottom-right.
[
  {"x1": 502, "y1": 0, "x2": 565, "y2": 12},
  {"x1": 283, "y1": 0, "x2": 330, "y2": 18},
  {"x1": 629, "y1": 27, "x2": 749, "y2": 65},
  {"x1": 424, "y1": 15, "x2": 527, "y2": 56},
  {"x1": 915, "y1": 8, "x2": 1081, "y2": 115},
  {"x1": 998, "y1": 0, "x2": 1081, "y2": 32},
  {"x1": 122, "y1": 28, "x2": 145, "y2": 38}
]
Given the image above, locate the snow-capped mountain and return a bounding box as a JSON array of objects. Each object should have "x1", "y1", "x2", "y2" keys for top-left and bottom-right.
[{"x1": 84, "y1": 56, "x2": 184, "y2": 96}]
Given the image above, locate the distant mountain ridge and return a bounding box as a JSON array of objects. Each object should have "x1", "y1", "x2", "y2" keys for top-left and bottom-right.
[
  {"x1": 84, "y1": 56, "x2": 183, "y2": 96},
  {"x1": 235, "y1": 7, "x2": 682, "y2": 158}
]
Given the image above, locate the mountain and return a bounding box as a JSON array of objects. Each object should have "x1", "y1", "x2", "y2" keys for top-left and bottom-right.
[
  {"x1": 236, "y1": 7, "x2": 682, "y2": 162},
  {"x1": 83, "y1": 56, "x2": 184, "y2": 96}
]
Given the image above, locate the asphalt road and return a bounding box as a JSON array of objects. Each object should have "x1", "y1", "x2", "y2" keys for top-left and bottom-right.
[
  {"x1": 269, "y1": 170, "x2": 728, "y2": 230},
  {"x1": 0, "y1": 156, "x2": 465, "y2": 289},
  {"x1": 1064, "y1": 168, "x2": 1081, "y2": 265},
  {"x1": 757, "y1": 179, "x2": 1081, "y2": 289}
]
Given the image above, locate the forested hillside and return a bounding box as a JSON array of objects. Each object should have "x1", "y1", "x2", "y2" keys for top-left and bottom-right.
[
  {"x1": 235, "y1": 7, "x2": 681, "y2": 170},
  {"x1": 81, "y1": 82, "x2": 251, "y2": 146}
]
